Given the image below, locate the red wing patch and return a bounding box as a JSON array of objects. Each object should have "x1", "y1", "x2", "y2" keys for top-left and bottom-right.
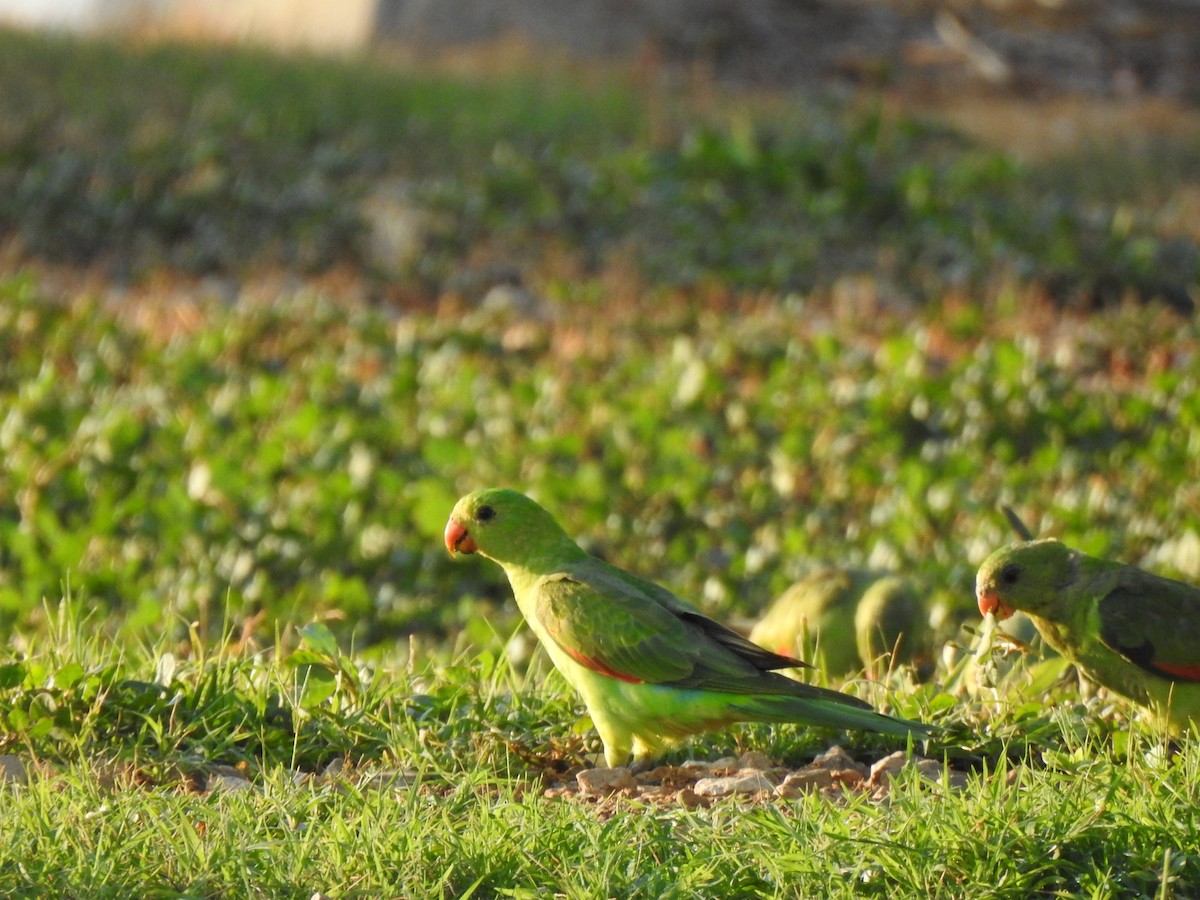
[
  {"x1": 773, "y1": 646, "x2": 806, "y2": 667},
  {"x1": 562, "y1": 646, "x2": 644, "y2": 684},
  {"x1": 1149, "y1": 661, "x2": 1200, "y2": 682}
]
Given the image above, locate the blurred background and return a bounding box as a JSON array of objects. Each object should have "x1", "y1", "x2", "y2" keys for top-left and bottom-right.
[{"x1": 4, "y1": 0, "x2": 1199, "y2": 102}]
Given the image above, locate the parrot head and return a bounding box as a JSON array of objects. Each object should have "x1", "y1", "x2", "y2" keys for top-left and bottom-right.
[
  {"x1": 444, "y1": 488, "x2": 573, "y2": 565},
  {"x1": 975, "y1": 538, "x2": 1077, "y2": 621}
]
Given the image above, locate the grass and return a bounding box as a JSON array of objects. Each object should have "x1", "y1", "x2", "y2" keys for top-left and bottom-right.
[
  {"x1": 0, "y1": 24, "x2": 1199, "y2": 899},
  {"x1": 7, "y1": 758, "x2": 1193, "y2": 898},
  {"x1": 2, "y1": 603, "x2": 1199, "y2": 898}
]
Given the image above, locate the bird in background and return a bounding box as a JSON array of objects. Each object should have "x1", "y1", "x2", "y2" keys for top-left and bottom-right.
[
  {"x1": 750, "y1": 568, "x2": 928, "y2": 680},
  {"x1": 976, "y1": 537, "x2": 1200, "y2": 731},
  {"x1": 444, "y1": 488, "x2": 931, "y2": 769}
]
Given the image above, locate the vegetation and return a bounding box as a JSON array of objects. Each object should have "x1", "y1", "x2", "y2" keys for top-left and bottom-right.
[
  {"x1": 0, "y1": 25, "x2": 1198, "y2": 899},
  {"x1": 2, "y1": 276, "x2": 1197, "y2": 649},
  {"x1": 0, "y1": 28, "x2": 1195, "y2": 304},
  {"x1": 2, "y1": 600, "x2": 1199, "y2": 898}
]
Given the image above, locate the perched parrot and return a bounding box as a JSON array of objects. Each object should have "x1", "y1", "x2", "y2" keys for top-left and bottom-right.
[
  {"x1": 445, "y1": 488, "x2": 931, "y2": 768},
  {"x1": 750, "y1": 569, "x2": 927, "y2": 679},
  {"x1": 976, "y1": 538, "x2": 1200, "y2": 730}
]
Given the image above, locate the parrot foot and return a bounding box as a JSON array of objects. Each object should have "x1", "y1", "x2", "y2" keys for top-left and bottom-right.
[{"x1": 627, "y1": 757, "x2": 657, "y2": 775}]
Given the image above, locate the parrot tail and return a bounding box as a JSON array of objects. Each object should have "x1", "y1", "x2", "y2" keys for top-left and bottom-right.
[{"x1": 732, "y1": 694, "x2": 934, "y2": 738}]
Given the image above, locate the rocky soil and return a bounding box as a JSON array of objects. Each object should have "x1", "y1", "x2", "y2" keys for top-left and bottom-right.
[{"x1": 542, "y1": 746, "x2": 982, "y2": 810}]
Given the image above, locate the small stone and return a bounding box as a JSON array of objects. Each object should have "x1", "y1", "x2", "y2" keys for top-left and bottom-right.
[
  {"x1": 909, "y1": 760, "x2": 970, "y2": 791},
  {"x1": 915, "y1": 759, "x2": 945, "y2": 783},
  {"x1": 868, "y1": 751, "x2": 909, "y2": 788},
  {"x1": 912, "y1": 758, "x2": 940, "y2": 777},
  {"x1": 207, "y1": 773, "x2": 254, "y2": 794},
  {"x1": 811, "y1": 746, "x2": 867, "y2": 775},
  {"x1": 775, "y1": 768, "x2": 834, "y2": 798},
  {"x1": 322, "y1": 758, "x2": 345, "y2": 777},
  {"x1": 0, "y1": 755, "x2": 27, "y2": 785},
  {"x1": 576, "y1": 767, "x2": 636, "y2": 796},
  {"x1": 635, "y1": 765, "x2": 678, "y2": 784},
  {"x1": 737, "y1": 751, "x2": 774, "y2": 771},
  {"x1": 694, "y1": 771, "x2": 775, "y2": 797},
  {"x1": 651, "y1": 765, "x2": 706, "y2": 791},
  {"x1": 946, "y1": 770, "x2": 971, "y2": 790},
  {"x1": 677, "y1": 786, "x2": 708, "y2": 809},
  {"x1": 360, "y1": 769, "x2": 418, "y2": 790},
  {"x1": 710, "y1": 756, "x2": 741, "y2": 774},
  {"x1": 829, "y1": 768, "x2": 866, "y2": 790},
  {"x1": 744, "y1": 767, "x2": 779, "y2": 786}
]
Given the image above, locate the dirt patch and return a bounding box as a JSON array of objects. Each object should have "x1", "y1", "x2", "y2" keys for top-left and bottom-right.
[{"x1": 540, "y1": 745, "x2": 987, "y2": 810}]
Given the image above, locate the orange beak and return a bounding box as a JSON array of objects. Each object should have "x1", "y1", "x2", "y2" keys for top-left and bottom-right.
[
  {"x1": 977, "y1": 588, "x2": 1014, "y2": 620},
  {"x1": 444, "y1": 518, "x2": 477, "y2": 555}
]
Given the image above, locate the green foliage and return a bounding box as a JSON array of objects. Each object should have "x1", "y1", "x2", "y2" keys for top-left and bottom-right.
[
  {"x1": 0, "y1": 603, "x2": 392, "y2": 772},
  {"x1": 1, "y1": 275, "x2": 1198, "y2": 649},
  {"x1": 445, "y1": 109, "x2": 1198, "y2": 303},
  {"x1": 0, "y1": 28, "x2": 1194, "y2": 303},
  {"x1": 0, "y1": 27, "x2": 638, "y2": 277}
]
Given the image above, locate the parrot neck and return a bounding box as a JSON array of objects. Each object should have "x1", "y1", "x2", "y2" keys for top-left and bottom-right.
[
  {"x1": 494, "y1": 538, "x2": 587, "y2": 592},
  {"x1": 1027, "y1": 613, "x2": 1074, "y2": 658}
]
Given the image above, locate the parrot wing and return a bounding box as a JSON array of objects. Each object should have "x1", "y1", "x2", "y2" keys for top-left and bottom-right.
[
  {"x1": 533, "y1": 570, "x2": 844, "y2": 699},
  {"x1": 1096, "y1": 570, "x2": 1200, "y2": 683}
]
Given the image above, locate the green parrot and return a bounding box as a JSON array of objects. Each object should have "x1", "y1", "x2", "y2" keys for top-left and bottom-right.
[
  {"x1": 445, "y1": 488, "x2": 931, "y2": 768},
  {"x1": 976, "y1": 538, "x2": 1200, "y2": 730},
  {"x1": 854, "y1": 574, "x2": 929, "y2": 678},
  {"x1": 749, "y1": 569, "x2": 870, "y2": 676},
  {"x1": 750, "y1": 569, "x2": 927, "y2": 679}
]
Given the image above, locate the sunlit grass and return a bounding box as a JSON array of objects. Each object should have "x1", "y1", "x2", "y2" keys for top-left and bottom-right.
[{"x1": 1, "y1": 601, "x2": 1198, "y2": 897}]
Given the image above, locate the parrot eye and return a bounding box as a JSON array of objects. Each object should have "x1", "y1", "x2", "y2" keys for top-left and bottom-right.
[
  {"x1": 476, "y1": 505, "x2": 496, "y2": 522},
  {"x1": 999, "y1": 563, "x2": 1021, "y2": 586}
]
